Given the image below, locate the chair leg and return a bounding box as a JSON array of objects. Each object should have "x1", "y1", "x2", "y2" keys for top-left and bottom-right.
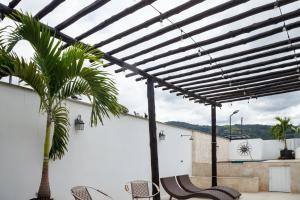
[{"x1": 169, "y1": 196, "x2": 172, "y2": 200}]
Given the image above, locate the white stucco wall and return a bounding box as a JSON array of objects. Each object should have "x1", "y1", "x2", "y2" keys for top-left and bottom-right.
[
  {"x1": 192, "y1": 131, "x2": 230, "y2": 163},
  {"x1": 0, "y1": 83, "x2": 192, "y2": 200},
  {"x1": 229, "y1": 138, "x2": 300, "y2": 161}
]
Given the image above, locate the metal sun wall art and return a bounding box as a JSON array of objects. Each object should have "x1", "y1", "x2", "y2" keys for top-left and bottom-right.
[{"x1": 237, "y1": 142, "x2": 252, "y2": 156}]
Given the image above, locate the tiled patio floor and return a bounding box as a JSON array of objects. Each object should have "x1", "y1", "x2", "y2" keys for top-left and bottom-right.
[
  {"x1": 240, "y1": 192, "x2": 300, "y2": 200},
  {"x1": 164, "y1": 192, "x2": 300, "y2": 200}
]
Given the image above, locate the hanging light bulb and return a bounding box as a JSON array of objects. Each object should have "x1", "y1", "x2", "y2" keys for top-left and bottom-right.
[
  {"x1": 296, "y1": 68, "x2": 300, "y2": 73},
  {"x1": 197, "y1": 48, "x2": 202, "y2": 57},
  {"x1": 180, "y1": 29, "x2": 184, "y2": 41},
  {"x1": 229, "y1": 81, "x2": 232, "y2": 87},
  {"x1": 282, "y1": 26, "x2": 287, "y2": 32},
  {"x1": 274, "y1": 1, "x2": 279, "y2": 9},
  {"x1": 160, "y1": 17, "x2": 163, "y2": 27},
  {"x1": 243, "y1": 90, "x2": 246, "y2": 96}
]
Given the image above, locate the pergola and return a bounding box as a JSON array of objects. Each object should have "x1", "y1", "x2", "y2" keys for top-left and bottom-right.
[{"x1": 1, "y1": 0, "x2": 300, "y2": 199}]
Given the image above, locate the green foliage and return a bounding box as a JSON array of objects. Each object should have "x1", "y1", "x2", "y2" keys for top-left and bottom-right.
[
  {"x1": 0, "y1": 13, "x2": 126, "y2": 160},
  {"x1": 166, "y1": 121, "x2": 288, "y2": 140},
  {"x1": 271, "y1": 117, "x2": 297, "y2": 149}
]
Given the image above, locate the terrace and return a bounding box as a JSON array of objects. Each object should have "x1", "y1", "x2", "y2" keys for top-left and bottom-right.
[{"x1": 0, "y1": 0, "x2": 300, "y2": 200}]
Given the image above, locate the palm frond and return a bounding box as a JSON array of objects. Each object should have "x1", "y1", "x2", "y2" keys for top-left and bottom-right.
[
  {"x1": 6, "y1": 13, "x2": 66, "y2": 96},
  {"x1": 49, "y1": 105, "x2": 69, "y2": 160},
  {"x1": 58, "y1": 65, "x2": 126, "y2": 126},
  {"x1": 0, "y1": 49, "x2": 48, "y2": 108}
]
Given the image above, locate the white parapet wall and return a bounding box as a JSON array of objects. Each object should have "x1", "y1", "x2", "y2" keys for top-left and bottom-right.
[
  {"x1": 193, "y1": 131, "x2": 230, "y2": 163},
  {"x1": 229, "y1": 138, "x2": 300, "y2": 161},
  {"x1": 0, "y1": 83, "x2": 194, "y2": 200},
  {"x1": 230, "y1": 139, "x2": 264, "y2": 161}
]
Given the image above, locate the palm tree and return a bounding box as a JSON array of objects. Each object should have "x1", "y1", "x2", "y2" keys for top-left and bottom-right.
[
  {"x1": 0, "y1": 14, "x2": 126, "y2": 199},
  {"x1": 271, "y1": 117, "x2": 294, "y2": 150}
]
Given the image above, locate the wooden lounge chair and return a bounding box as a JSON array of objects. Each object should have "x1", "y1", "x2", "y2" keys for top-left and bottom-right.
[
  {"x1": 160, "y1": 176, "x2": 233, "y2": 200},
  {"x1": 176, "y1": 175, "x2": 241, "y2": 199},
  {"x1": 71, "y1": 186, "x2": 113, "y2": 200}
]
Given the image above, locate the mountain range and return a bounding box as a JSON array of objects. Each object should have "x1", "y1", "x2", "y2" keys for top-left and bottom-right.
[{"x1": 165, "y1": 121, "x2": 299, "y2": 140}]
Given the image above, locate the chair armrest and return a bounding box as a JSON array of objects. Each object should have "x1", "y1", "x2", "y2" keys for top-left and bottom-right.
[{"x1": 86, "y1": 186, "x2": 113, "y2": 199}]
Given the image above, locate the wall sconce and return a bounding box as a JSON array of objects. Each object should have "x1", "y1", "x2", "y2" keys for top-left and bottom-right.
[
  {"x1": 159, "y1": 131, "x2": 166, "y2": 141},
  {"x1": 75, "y1": 115, "x2": 84, "y2": 131},
  {"x1": 181, "y1": 134, "x2": 194, "y2": 140}
]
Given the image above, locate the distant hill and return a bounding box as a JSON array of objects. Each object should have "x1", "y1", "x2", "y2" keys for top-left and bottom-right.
[{"x1": 165, "y1": 121, "x2": 298, "y2": 140}]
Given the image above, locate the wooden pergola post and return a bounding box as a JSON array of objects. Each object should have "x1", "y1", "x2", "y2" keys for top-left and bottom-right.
[
  {"x1": 147, "y1": 78, "x2": 160, "y2": 200},
  {"x1": 211, "y1": 105, "x2": 217, "y2": 186}
]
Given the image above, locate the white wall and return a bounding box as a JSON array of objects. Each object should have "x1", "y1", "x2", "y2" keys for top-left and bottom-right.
[
  {"x1": 193, "y1": 131, "x2": 230, "y2": 163},
  {"x1": 229, "y1": 138, "x2": 300, "y2": 161},
  {"x1": 0, "y1": 83, "x2": 192, "y2": 200}
]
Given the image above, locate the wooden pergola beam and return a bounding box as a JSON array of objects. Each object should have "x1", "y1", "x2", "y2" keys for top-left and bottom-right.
[
  {"x1": 167, "y1": 59, "x2": 300, "y2": 89},
  {"x1": 172, "y1": 67, "x2": 300, "y2": 93},
  {"x1": 135, "y1": 37, "x2": 300, "y2": 80},
  {"x1": 188, "y1": 75, "x2": 300, "y2": 97},
  {"x1": 34, "y1": 0, "x2": 65, "y2": 19},
  {"x1": 115, "y1": 3, "x2": 300, "y2": 73},
  {"x1": 160, "y1": 44, "x2": 300, "y2": 82},
  {"x1": 108, "y1": 0, "x2": 249, "y2": 56},
  {"x1": 167, "y1": 52, "x2": 300, "y2": 85},
  {"x1": 1, "y1": 0, "x2": 21, "y2": 19},
  {"x1": 122, "y1": 0, "x2": 297, "y2": 76},
  {"x1": 203, "y1": 79, "x2": 300, "y2": 99},
  {"x1": 72, "y1": 0, "x2": 157, "y2": 42},
  {"x1": 55, "y1": 0, "x2": 110, "y2": 31},
  {"x1": 0, "y1": 3, "x2": 220, "y2": 107},
  {"x1": 93, "y1": 0, "x2": 204, "y2": 48},
  {"x1": 140, "y1": 21, "x2": 300, "y2": 78},
  {"x1": 215, "y1": 87, "x2": 300, "y2": 104},
  {"x1": 208, "y1": 83, "x2": 300, "y2": 103}
]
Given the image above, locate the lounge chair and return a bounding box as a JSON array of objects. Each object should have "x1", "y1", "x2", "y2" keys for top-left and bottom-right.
[
  {"x1": 71, "y1": 186, "x2": 113, "y2": 200},
  {"x1": 176, "y1": 175, "x2": 241, "y2": 199},
  {"x1": 160, "y1": 176, "x2": 233, "y2": 200}
]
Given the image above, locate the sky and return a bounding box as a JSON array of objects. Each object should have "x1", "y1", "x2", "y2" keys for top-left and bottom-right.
[{"x1": 1, "y1": 0, "x2": 300, "y2": 126}]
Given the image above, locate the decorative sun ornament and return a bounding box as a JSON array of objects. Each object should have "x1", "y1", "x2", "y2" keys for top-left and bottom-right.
[{"x1": 237, "y1": 142, "x2": 252, "y2": 156}]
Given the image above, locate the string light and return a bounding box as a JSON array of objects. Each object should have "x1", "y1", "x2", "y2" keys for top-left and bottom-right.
[
  {"x1": 160, "y1": 16, "x2": 163, "y2": 26},
  {"x1": 274, "y1": 1, "x2": 278, "y2": 9},
  {"x1": 282, "y1": 26, "x2": 286, "y2": 32},
  {"x1": 149, "y1": 4, "x2": 226, "y2": 80},
  {"x1": 198, "y1": 48, "x2": 202, "y2": 56},
  {"x1": 276, "y1": 2, "x2": 299, "y2": 71}
]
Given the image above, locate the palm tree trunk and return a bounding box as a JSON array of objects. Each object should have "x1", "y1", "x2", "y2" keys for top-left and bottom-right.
[
  {"x1": 37, "y1": 114, "x2": 52, "y2": 199},
  {"x1": 284, "y1": 138, "x2": 288, "y2": 150}
]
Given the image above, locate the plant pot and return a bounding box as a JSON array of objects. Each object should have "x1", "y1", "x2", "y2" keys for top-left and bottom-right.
[{"x1": 280, "y1": 149, "x2": 295, "y2": 159}]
